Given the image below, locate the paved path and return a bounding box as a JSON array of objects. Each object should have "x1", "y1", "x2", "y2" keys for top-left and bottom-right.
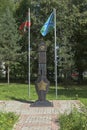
[{"x1": 0, "y1": 100, "x2": 81, "y2": 130}]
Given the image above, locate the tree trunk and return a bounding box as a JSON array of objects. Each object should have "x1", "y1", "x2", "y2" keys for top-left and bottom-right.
[
  {"x1": 7, "y1": 65, "x2": 10, "y2": 84},
  {"x1": 63, "y1": 70, "x2": 68, "y2": 86},
  {"x1": 78, "y1": 69, "x2": 83, "y2": 84}
]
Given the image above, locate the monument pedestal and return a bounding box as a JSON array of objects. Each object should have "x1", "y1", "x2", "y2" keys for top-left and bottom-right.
[{"x1": 30, "y1": 100, "x2": 53, "y2": 107}]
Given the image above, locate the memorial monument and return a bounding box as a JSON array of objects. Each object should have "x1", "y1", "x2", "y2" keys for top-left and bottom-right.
[{"x1": 31, "y1": 42, "x2": 53, "y2": 107}]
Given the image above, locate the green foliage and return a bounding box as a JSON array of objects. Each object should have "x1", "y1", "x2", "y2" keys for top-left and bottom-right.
[
  {"x1": 59, "y1": 109, "x2": 87, "y2": 130},
  {"x1": 0, "y1": 0, "x2": 14, "y2": 14},
  {"x1": 0, "y1": 8, "x2": 21, "y2": 63},
  {"x1": 0, "y1": 7, "x2": 21, "y2": 83},
  {"x1": 13, "y1": 0, "x2": 31, "y2": 81},
  {"x1": 73, "y1": 0, "x2": 87, "y2": 77},
  {"x1": 0, "y1": 0, "x2": 87, "y2": 84},
  {"x1": 0, "y1": 112, "x2": 19, "y2": 130},
  {"x1": 16, "y1": 0, "x2": 86, "y2": 82}
]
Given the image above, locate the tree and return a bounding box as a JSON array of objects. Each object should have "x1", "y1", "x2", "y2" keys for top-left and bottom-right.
[
  {"x1": 0, "y1": 0, "x2": 14, "y2": 15},
  {"x1": 0, "y1": 8, "x2": 21, "y2": 84},
  {"x1": 15, "y1": 0, "x2": 78, "y2": 83},
  {"x1": 12, "y1": 0, "x2": 31, "y2": 82},
  {"x1": 15, "y1": 0, "x2": 87, "y2": 84},
  {"x1": 71, "y1": 0, "x2": 87, "y2": 81}
]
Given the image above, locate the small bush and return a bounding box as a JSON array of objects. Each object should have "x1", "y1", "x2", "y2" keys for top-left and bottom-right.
[
  {"x1": 59, "y1": 109, "x2": 87, "y2": 130},
  {"x1": 0, "y1": 112, "x2": 19, "y2": 130}
]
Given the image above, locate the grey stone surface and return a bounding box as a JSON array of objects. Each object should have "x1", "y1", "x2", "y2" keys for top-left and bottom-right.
[{"x1": 30, "y1": 100, "x2": 53, "y2": 107}]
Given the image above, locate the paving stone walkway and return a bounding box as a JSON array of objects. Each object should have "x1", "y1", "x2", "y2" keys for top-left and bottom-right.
[{"x1": 0, "y1": 100, "x2": 82, "y2": 130}]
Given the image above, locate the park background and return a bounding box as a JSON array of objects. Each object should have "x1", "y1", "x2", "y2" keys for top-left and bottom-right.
[
  {"x1": 0, "y1": 0, "x2": 87, "y2": 104},
  {"x1": 0, "y1": 0, "x2": 87, "y2": 130}
]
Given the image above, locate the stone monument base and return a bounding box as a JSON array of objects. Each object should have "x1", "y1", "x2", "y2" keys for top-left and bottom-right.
[{"x1": 30, "y1": 100, "x2": 53, "y2": 107}]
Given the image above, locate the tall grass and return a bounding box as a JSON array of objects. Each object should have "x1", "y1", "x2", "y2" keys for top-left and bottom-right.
[{"x1": 59, "y1": 108, "x2": 87, "y2": 130}]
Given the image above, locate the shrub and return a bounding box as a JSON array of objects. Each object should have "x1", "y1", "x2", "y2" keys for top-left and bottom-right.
[
  {"x1": 59, "y1": 108, "x2": 87, "y2": 130},
  {"x1": 0, "y1": 112, "x2": 19, "y2": 130}
]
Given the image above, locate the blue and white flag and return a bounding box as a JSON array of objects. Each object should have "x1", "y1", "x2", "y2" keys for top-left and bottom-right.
[{"x1": 40, "y1": 12, "x2": 54, "y2": 36}]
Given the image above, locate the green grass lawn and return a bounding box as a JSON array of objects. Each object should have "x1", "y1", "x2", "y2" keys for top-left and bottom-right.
[
  {"x1": 0, "y1": 83, "x2": 87, "y2": 106},
  {"x1": 0, "y1": 112, "x2": 19, "y2": 130}
]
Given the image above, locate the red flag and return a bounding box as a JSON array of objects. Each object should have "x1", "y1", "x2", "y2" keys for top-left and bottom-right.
[{"x1": 19, "y1": 21, "x2": 31, "y2": 31}]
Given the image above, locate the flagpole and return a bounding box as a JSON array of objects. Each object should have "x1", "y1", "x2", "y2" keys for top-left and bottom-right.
[
  {"x1": 28, "y1": 8, "x2": 30, "y2": 97},
  {"x1": 54, "y1": 8, "x2": 58, "y2": 99}
]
